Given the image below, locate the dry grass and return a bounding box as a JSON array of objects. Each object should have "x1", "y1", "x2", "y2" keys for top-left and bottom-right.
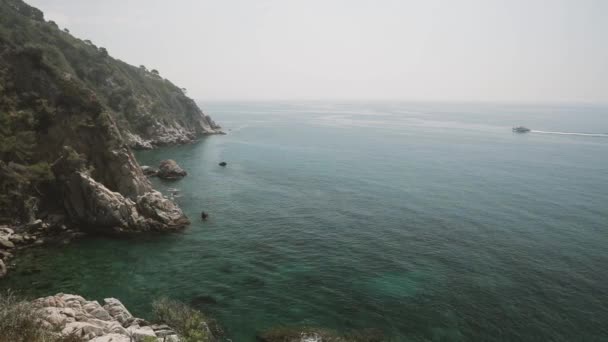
[
  {"x1": 0, "y1": 291, "x2": 83, "y2": 342},
  {"x1": 152, "y1": 297, "x2": 221, "y2": 342}
]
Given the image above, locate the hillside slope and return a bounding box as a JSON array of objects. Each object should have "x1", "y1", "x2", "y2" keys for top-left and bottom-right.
[{"x1": 0, "y1": 0, "x2": 215, "y2": 229}]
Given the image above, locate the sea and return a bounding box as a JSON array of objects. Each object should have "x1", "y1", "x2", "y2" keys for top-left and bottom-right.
[{"x1": 2, "y1": 102, "x2": 608, "y2": 341}]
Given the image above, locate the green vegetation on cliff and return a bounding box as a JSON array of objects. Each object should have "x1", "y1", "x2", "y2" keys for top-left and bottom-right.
[{"x1": 0, "y1": 0, "x2": 217, "y2": 224}]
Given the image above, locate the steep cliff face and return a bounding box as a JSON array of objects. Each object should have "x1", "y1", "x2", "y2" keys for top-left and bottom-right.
[{"x1": 0, "y1": 0, "x2": 209, "y2": 230}]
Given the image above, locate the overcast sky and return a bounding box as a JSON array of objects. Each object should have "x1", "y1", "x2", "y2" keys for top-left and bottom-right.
[{"x1": 28, "y1": 0, "x2": 608, "y2": 103}]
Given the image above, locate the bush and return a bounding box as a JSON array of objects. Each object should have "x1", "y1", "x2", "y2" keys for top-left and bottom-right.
[
  {"x1": 0, "y1": 291, "x2": 83, "y2": 342},
  {"x1": 152, "y1": 297, "x2": 220, "y2": 342}
]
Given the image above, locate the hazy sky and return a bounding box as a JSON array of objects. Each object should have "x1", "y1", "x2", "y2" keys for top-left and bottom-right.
[{"x1": 28, "y1": 0, "x2": 608, "y2": 102}]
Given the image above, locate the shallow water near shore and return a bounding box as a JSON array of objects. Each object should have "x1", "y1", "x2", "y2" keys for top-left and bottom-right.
[{"x1": 2, "y1": 102, "x2": 608, "y2": 341}]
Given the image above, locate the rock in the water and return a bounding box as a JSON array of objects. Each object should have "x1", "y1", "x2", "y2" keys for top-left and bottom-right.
[
  {"x1": 157, "y1": 160, "x2": 187, "y2": 180},
  {"x1": 0, "y1": 259, "x2": 6, "y2": 278},
  {"x1": 219, "y1": 162, "x2": 227, "y2": 167}
]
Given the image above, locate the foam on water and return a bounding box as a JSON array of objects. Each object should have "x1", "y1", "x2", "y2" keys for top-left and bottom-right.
[{"x1": 532, "y1": 130, "x2": 608, "y2": 137}]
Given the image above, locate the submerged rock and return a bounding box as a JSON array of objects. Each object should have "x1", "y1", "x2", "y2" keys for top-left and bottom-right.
[{"x1": 157, "y1": 159, "x2": 188, "y2": 180}]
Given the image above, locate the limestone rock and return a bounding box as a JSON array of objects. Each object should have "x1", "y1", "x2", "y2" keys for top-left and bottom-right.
[
  {"x1": 62, "y1": 172, "x2": 188, "y2": 233},
  {"x1": 0, "y1": 227, "x2": 14, "y2": 236},
  {"x1": 127, "y1": 325, "x2": 157, "y2": 341},
  {"x1": 34, "y1": 294, "x2": 168, "y2": 342},
  {"x1": 157, "y1": 160, "x2": 187, "y2": 180},
  {"x1": 89, "y1": 333, "x2": 131, "y2": 342},
  {"x1": 0, "y1": 237, "x2": 14, "y2": 249},
  {"x1": 136, "y1": 191, "x2": 190, "y2": 230},
  {"x1": 103, "y1": 298, "x2": 133, "y2": 325},
  {"x1": 62, "y1": 321, "x2": 106, "y2": 339}
]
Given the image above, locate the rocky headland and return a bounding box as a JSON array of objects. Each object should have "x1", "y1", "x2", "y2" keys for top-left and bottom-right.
[{"x1": 0, "y1": 0, "x2": 219, "y2": 277}]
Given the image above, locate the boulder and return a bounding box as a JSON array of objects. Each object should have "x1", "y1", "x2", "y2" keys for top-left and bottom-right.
[
  {"x1": 0, "y1": 226, "x2": 14, "y2": 236},
  {"x1": 157, "y1": 160, "x2": 187, "y2": 180},
  {"x1": 0, "y1": 237, "x2": 15, "y2": 249}
]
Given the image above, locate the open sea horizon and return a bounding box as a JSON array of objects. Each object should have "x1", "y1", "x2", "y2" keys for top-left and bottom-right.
[{"x1": 2, "y1": 101, "x2": 608, "y2": 341}]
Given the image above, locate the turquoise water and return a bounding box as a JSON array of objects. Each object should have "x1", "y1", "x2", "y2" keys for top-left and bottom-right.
[{"x1": 2, "y1": 102, "x2": 608, "y2": 341}]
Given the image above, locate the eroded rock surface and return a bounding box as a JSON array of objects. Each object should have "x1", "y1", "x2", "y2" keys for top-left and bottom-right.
[
  {"x1": 34, "y1": 294, "x2": 180, "y2": 342},
  {"x1": 157, "y1": 160, "x2": 188, "y2": 180},
  {"x1": 63, "y1": 172, "x2": 189, "y2": 233}
]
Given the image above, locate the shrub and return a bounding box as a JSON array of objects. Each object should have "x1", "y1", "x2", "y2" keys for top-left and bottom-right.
[
  {"x1": 152, "y1": 297, "x2": 219, "y2": 342},
  {"x1": 257, "y1": 326, "x2": 386, "y2": 342}
]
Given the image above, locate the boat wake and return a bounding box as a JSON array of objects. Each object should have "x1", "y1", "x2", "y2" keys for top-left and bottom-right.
[{"x1": 531, "y1": 130, "x2": 608, "y2": 138}]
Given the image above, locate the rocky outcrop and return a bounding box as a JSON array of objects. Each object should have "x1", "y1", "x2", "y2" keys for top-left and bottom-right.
[
  {"x1": 62, "y1": 172, "x2": 189, "y2": 233},
  {"x1": 125, "y1": 120, "x2": 223, "y2": 150},
  {"x1": 157, "y1": 160, "x2": 188, "y2": 180},
  {"x1": 34, "y1": 294, "x2": 181, "y2": 342}
]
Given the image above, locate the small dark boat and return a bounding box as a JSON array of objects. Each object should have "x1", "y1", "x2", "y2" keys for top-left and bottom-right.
[
  {"x1": 512, "y1": 126, "x2": 531, "y2": 133},
  {"x1": 219, "y1": 162, "x2": 227, "y2": 167}
]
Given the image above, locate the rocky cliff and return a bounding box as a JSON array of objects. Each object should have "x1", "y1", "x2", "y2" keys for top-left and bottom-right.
[{"x1": 0, "y1": 0, "x2": 216, "y2": 231}]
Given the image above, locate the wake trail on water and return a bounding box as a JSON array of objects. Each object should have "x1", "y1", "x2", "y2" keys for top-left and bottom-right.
[{"x1": 531, "y1": 130, "x2": 608, "y2": 138}]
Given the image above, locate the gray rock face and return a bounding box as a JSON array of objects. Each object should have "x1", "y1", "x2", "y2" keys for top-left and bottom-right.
[
  {"x1": 157, "y1": 160, "x2": 188, "y2": 180},
  {"x1": 0, "y1": 237, "x2": 14, "y2": 249},
  {"x1": 125, "y1": 115, "x2": 223, "y2": 150},
  {"x1": 34, "y1": 294, "x2": 181, "y2": 342},
  {"x1": 63, "y1": 172, "x2": 189, "y2": 233}
]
